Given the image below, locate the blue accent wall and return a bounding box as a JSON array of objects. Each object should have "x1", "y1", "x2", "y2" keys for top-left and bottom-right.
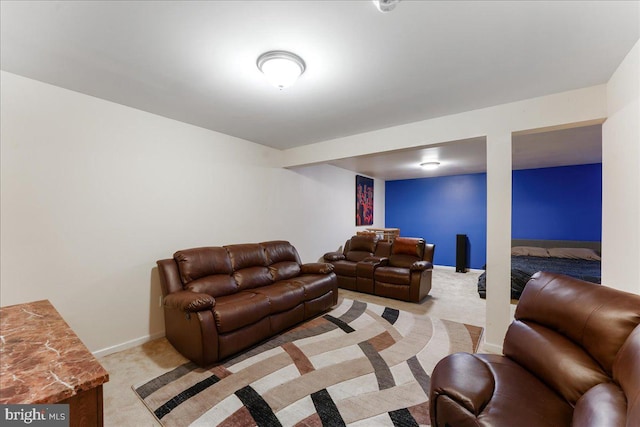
[
  {"x1": 512, "y1": 163, "x2": 602, "y2": 241},
  {"x1": 385, "y1": 173, "x2": 487, "y2": 268},
  {"x1": 385, "y1": 163, "x2": 601, "y2": 269}
]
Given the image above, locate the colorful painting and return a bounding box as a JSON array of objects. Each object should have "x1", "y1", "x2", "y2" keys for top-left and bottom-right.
[{"x1": 356, "y1": 175, "x2": 374, "y2": 226}]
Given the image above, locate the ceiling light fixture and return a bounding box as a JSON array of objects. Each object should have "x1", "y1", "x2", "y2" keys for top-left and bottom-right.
[
  {"x1": 257, "y1": 50, "x2": 306, "y2": 90},
  {"x1": 373, "y1": 0, "x2": 401, "y2": 13},
  {"x1": 420, "y1": 161, "x2": 441, "y2": 170}
]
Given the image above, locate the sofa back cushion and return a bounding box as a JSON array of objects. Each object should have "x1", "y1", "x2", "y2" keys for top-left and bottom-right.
[
  {"x1": 185, "y1": 275, "x2": 238, "y2": 298},
  {"x1": 173, "y1": 247, "x2": 237, "y2": 297},
  {"x1": 392, "y1": 237, "x2": 425, "y2": 257},
  {"x1": 174, "y1": 247, "x2": 233, "y2": 283},
  {"x1": 262, "y1": 240, "x2": 302, "y2": 281},
  {"x1": 226, "y1": 243, "x2": 273, "y2": 290},
  {"x1": 389, "y1": 237, "x2": 425, "y2": 268},
  {"x1": 504, "y1": 272, "x2": 640, "y2": 404},
  {"x1": 345, "y1": 235, "x2": 377, "y2": 262}
]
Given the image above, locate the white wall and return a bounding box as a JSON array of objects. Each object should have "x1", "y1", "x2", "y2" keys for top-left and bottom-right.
[
  {"x1": 602, "y1": 39, "x2": 640, "y2": 293},
  {"x1": 0, "y1": 71, "x2": 384, "y2": 355}
]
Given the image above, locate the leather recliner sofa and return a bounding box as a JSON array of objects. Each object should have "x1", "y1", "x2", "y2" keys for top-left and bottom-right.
[
  {"x1": 429, "y1": 271, "x2": 640, "y2": 427},
  {"x1": 157, "y1": 240, "x2": 338, "y2": 367},
  {"x1": 324, "y1": 235, "x2": 435, "y2": 302}
]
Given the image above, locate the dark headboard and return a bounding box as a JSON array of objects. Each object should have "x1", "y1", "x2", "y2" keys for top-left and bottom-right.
[{"x1": 512, "y1": 239, "x2": 601, "y2": 254}]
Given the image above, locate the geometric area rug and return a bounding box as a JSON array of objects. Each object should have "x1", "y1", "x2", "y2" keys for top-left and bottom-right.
[{"x1": 133, "y1": 298, "x2": 483, "y2": 426}]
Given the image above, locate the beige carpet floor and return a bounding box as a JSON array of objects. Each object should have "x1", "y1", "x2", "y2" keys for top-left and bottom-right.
[{"x1": 99, "y1": 267, "x2": 486, "y2": 426}]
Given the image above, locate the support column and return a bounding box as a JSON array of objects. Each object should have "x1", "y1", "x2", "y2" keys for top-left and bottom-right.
[{"x1": 484, "y1": 132, "x2": 512, "y2": 353}]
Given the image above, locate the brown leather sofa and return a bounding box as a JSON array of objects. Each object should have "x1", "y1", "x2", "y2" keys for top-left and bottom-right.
[
  {"x1": 323, "y1": 235, "x2": 435, "y2": 302},
  {"x1": 157, "y1": 240, "x2": 338, "y2": 366},
  {"x1": 429, "y1": 271, "x2": 640, "y2": 427}
]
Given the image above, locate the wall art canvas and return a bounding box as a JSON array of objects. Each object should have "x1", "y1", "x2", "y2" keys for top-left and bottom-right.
[{"x1": 356, "y1": 175, "x2": 374, "y2": 226}]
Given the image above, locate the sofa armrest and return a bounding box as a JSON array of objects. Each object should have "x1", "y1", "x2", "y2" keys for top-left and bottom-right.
[
  {"x1": 164, "y1": 290, "x2": 215, "y2": 312},
  {"x1": 411, "y1": 260, "x2": 433, "y2": 271},
  {"x1": 430, "y1": 352, "x2": 495, "y2": 417},
  {"x1": 301, "y1": 262, "x2": 335, "y2": 274},
  {"x1": 357, "y1": 256, "x2": 388, "y2": 282},
  {"x1": 323, "y1": 252, "x2": 345, "y2": 262}
]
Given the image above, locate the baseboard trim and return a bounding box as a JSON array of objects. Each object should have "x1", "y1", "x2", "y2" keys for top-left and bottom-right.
[{"x1": 93, "y1": 331, "x2": 165, "y2": 358}]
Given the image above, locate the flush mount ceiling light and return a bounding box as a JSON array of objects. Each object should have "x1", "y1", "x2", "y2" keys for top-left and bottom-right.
[
  {"x1": 257, "y1": 51, "x2": 306, "y2": 90},
  {"x1": 373, "y1": 0, "x2": 401, "y2": 13},
  {"x1": 420, "y1": 161, "x2": 441, "y2": 170}
]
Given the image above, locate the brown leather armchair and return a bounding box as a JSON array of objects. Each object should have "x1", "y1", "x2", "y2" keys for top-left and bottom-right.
[
  {"x1": 429, "y1": 271, "x2": 640, "y2": 427},
  {"x1": 373, "y1": 237, "x2": 435, "y2": 302}
]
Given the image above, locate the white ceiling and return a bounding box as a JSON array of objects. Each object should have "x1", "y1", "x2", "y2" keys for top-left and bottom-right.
[{"x1": 0, "y1": 1, "x2": 636, "y2": 179}]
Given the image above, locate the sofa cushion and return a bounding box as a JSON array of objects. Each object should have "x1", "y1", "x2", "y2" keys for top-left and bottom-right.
[
  {"x1": 388, "y1": 254, "x2": 419, "y2": 269},
  {"x1": 226, "y1": 243, "x2": 268, "y2": 270},
  {"x1": 504, "y1": 320, "x2": 609, "y2": 404},
  {"x1": 269, "y1": 262, "x2": 301, "y2": 281},
  {"x1": 174, "y1": 247, "x2": 232, "y2": 284},
  {"x1": 213, "y1": 292, "x2": 270, "y2": 334},
  {"x1": 349, "y1": 235, "x2": 377, "y2": 252},
  {"x1": 392, "y1": 237, "x2": 424, "y2": 257},
  {"x1": 185, "y1": 274, "x2": 238, "y2": 298},
  {"x1": 233, "y1": 266, "x2": 273, "y2": 290},
  {"x1": 251, "y1": 282, "x2": 305, "y2": 313},
  {"x1": 515, "y1": 272, "x2": 640, "y2": 376},
  {"x1": 261, "y1": 240, "x2": 301, "y2": 264},
  {"x1": 345, "y1": 235, "x2": 377, "y2": 262}
]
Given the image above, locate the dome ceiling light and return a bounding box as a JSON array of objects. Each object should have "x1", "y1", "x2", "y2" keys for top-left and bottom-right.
[
  {"x1": 420, "y1": 161, "x2": 441, "y2": 171},
  {"x1": 373, "y1": 0, "x2": 401, "y2": 13},
  {"x1": 257, "y1": 51, "x2": 306, "y2": 90}
]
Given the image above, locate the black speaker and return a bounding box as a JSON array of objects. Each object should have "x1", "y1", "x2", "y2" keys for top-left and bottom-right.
[{"x1": 456, "y1": 234, "x2": 468, "y2": 273}]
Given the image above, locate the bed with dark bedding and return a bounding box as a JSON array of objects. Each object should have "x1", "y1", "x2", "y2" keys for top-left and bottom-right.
[{"x1": 477, "y1": 239, "x2": 601, "y2": 300}]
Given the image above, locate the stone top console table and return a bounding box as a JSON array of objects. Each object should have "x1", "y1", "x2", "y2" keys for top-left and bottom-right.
[{"x1": 0, "y1": 300, "x2": 109, "y2": 426}]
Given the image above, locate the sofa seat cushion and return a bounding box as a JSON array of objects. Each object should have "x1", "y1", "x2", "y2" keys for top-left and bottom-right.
[
  {"x1": 388, "y1": 254, "x2": 419, "y2": 269},
  {"x1": 213, "y1": 292, "x2": 270, "y2": 334},
  {"x1": 294, "y1": 275, "x2": 336, "y2": 300},
  {"x1": 331, "y1": 260, "x2": 358, "y2": 277},
  {"x1": 251, "y1": 282, "x2": 305, "y2": 314},
  {"x1": 431, "y1": 353, "x2": 573, "y2": 427},
  {"x1": 375, "y1": 266, "x2": 411, "y2": 285}
]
